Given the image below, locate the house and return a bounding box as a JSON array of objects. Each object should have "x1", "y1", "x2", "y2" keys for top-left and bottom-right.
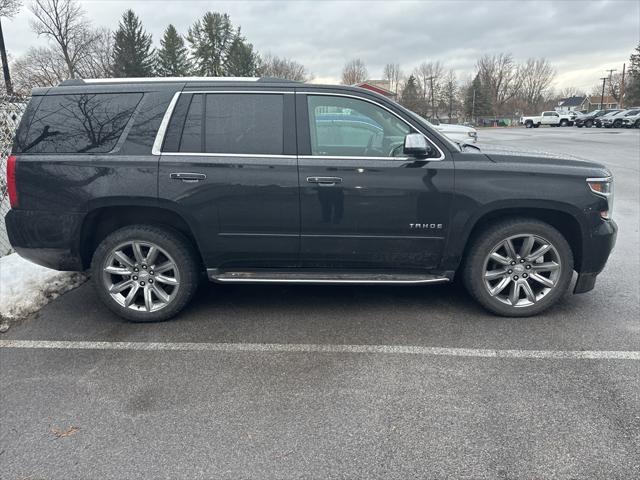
[
  {"x1": 555, "y1": 96, "x2": 586, "y2": 113},
  {"x1": 581, "y1": 95, "x2": 619, "y2": 111},
  {"x1": 355, "y1": 80, "x2": 397, "y2": 100}
]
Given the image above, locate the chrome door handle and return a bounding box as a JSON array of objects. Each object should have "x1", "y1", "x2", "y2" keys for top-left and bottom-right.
[
  {"x1": 170, "y1": 172, "x2": 207, "y2": 182},
  {"x1": 306, "y1": 176, "x2": 343, "y2": 186}
]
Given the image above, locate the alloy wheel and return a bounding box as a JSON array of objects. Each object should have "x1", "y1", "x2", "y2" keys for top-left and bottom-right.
[
  {"x1": 482, "y1": 234, "x2": 562, "y2": 308},
  {"x1": 102, "y1": 240, "x2": 180, "y2": 312}
]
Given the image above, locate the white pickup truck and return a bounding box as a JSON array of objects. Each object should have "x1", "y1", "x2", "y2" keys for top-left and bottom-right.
[{"x1": 520, "y1": 111, "x2": 575, "y2": 128}]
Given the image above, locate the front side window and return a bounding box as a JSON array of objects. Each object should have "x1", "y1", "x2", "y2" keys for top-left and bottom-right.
[
  {"x1": 19, "y1": 93, "x2": 142, "y2": 154},
  {"x1": 307, "y1": 95, "x2": 413, "y2": 158},
  {"x1": 164, "y1": 93, "x2": 284, "y2": 155}
]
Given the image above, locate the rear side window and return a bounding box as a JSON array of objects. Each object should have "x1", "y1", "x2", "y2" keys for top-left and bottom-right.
[
  {"x1": 163, "y1": 93, "x2": 284, "y2": 155},
  {"x1": 18, "y1": 93, "x2": 142, "y2": 154}
]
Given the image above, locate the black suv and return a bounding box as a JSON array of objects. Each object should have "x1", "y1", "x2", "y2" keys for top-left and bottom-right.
[{"x1": 5, "y1": 78, "x2": 617, "y2": 321}]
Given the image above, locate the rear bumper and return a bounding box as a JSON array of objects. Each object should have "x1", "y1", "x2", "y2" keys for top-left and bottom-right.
[
  {"x1": 5, "y1": 209, "x2": 85, "y2": 271},
  {"x1": 573, "y1": 219, "x2": 617, "y2": 294}
]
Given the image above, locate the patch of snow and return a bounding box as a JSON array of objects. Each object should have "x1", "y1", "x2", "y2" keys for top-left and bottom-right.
[{"x1": 0, "y1": 253, "x2": 87, "y2": 321}]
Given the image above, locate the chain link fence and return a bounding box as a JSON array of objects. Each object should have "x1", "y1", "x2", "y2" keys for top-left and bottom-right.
[{"x1": 1, "y1": 95, "x2": 28, "y2": 257}]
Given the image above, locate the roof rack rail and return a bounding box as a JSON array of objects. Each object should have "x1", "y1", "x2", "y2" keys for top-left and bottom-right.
[{"x1": 58, "y1": 76, "x2": 301, "y2": 86}]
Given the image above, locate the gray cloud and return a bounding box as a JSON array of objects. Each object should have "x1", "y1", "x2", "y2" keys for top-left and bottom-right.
[{"x1": 3, "y1": 0, "x2": 637, "y2": 89}]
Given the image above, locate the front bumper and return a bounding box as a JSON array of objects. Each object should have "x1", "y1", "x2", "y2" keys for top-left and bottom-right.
[
  {"x1": 5, "y1": 209, "x2": 85, "y2": 271},
  {"x1": 573, "y1": 218, "x2": 617, "y2": 294}
]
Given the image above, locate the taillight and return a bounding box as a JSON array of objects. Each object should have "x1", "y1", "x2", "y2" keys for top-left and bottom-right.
[{"x1": 7, "y1": 155, "x2": 18, "y2": 208}]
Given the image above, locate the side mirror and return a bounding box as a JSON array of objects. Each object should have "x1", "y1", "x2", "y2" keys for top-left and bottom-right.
[{"x1": 403, "y1": 133, "x2": 431, "y2": 157}]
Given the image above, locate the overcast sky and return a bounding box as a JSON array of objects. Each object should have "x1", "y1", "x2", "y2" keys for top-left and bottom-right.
[{"x1": 3, "y1": 0, "x2": 639, "y2": 91}]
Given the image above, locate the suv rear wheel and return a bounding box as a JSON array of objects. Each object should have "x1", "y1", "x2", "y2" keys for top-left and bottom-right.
[
  {"x1": 463, "y1": 219, "x2": 573, "y2": 317},
  {"x1": 91, "y1": 225, "x2": 200, "y2": 322}
]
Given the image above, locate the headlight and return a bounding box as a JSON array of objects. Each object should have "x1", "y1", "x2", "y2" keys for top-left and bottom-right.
[
  {"x1": 587, "y1": 177, "x2": 614, "y2": 219},
  {"x1": 468, "y1": 131, "x2": 477, "y2": 138}
]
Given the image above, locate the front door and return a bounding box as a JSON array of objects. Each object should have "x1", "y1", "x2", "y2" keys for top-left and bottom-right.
[
  {"x1": 158, "y1": 90, "x2": 299, "y2": 269},
  {"x1": 296, "y1": 92, "x2": 454, "y2": 271}
]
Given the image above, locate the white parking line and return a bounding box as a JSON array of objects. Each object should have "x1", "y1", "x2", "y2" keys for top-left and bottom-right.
[{"x1": 0, "y1": 339, "x2": 639, "y2": 360}]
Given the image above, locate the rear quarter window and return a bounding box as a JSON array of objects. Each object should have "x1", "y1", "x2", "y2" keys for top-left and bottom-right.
[{"x1": 16, "y1": 93, "x2": 142, "y2": 154}]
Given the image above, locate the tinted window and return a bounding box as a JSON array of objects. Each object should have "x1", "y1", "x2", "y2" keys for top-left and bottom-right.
[
  {"x1": 163, "y1": 93, "x2": 284, "y2": 155},
  {"x1": 307, "y1": 95, "x2": 413, "y2": 157},
  {"x1": 204, "y1": 94, "x2": 283, "y2": 155},
  {"x1": 20, "y1": 93, "x2": 142, "y2": 153}
]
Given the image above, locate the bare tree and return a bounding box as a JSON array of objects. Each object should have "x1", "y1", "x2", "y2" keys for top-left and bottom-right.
[
  {"x1": 11, "y1": 46, "x2": 68, "y2": 92},
  {"x1": 414, "y1": 61, "x2": 444, "y2": 117},
  {"x1": 383, "y1": 63, "x2": 401, "y2": 94},
  {"x1": 1, "y1": 0, "x2": 22, "y2": 94},
  {"x1": 75, "y1": 27, "x2": 113, "y2": 78},
  {"x1": 259, "y1": 53, "x2": 309, "y2": 82},
  {"x1": 341, "y1": 58, "x2": 367, "y2": 85},
  {"x1": 476, "y1": 53, "x2": 522, "y2": 116},
  {"x1": 607, "y1": 72, "x2": 624, "y2": 103},
  {"x1": 0, "y1": 0, "x2": 21, "y2": 16},
  {"x1": 29, "y1": 0, "x2": 98, "y2": 79},
  {"x1": 558, "y1": 86, "x2": 586, "y2": 99},
  {"x1": 518, "y1": 58, "x2": 555, "y2": 112}
]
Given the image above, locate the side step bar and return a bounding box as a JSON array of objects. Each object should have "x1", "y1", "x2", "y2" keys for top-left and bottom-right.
[{"x1": 207, "y1": 269, "x2": 451, "y2": 285}]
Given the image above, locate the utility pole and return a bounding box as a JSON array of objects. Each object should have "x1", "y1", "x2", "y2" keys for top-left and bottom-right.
[
  {"x1": 0, "y1": 18, "x2": 13, "y2": 96},
  {"x1": 599, "y1": 77, "x2": 607, "y2": 109},
  {"x1": 619, "y1": 63, "x2": 626, "y2": 109},
  {"x1": 605, "y1": 68, "x2": 617, "y2": 108},
  {"x1": 471, "y1": 88, "x2": 476, "y2": 124},
  {"x1": 427, "y1": 76, "x2": 435, "y2": 119}
]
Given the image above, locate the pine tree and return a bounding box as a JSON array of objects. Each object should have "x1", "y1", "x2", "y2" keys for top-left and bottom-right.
[
  {"x1": 225, "y1": 32, "x2": 259, "y2": 76},
  {"x1": 464, "y1": 74, "x2": 491, "y2": 121},
  {"x1": 187, "y1": 12, "x2": 234, "y2": 76},
  {"x1": 400, "y1": 75, "x2": 421, "y2": 113},
  {"x1": 112, "y1": 10, "x2": 154, "y2": 77},
  {"x1": 157, "y1": 24, "x2": 191, "y2": 76},
  {"x1": 625, "y1": 43, "x2": 640, "y2": 107}
]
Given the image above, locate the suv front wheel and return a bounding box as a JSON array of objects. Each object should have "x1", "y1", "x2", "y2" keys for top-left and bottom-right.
[
  {"x1": 91, "y1": 225, "x2": 200, "y2": 322},
  {"x1": 463, "y1": 219, "x2": 573, "y2": 317}
]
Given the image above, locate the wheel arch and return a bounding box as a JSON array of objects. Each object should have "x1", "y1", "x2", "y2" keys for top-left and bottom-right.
[
  {"x1": 453, "y1": 206, "x2": 584, "y2": 274},
  {"x1": 78, "y1": 201, "x2": 203, "y2": 269}
]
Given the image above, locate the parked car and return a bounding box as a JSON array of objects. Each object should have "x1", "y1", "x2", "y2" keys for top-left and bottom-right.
[
  {"x1": 5, "y1": 77, "x2": 617, "y2": 321},
  {"x1": 594, "y1": 109, "x2": 623, "y2": 128},
  {"x1": 425, "y1": 118, "x2": 478, "y2": 143},
  {"x1": 601, "y1": 108, "x2": 640, "y2": 128},
  {"x1": 519, "y1": 111, "x2": 575, "y2": 128},
  {"x1": 574, "y1": 109, "x2": 616, "y2": 128},
  {"x1": 622, "y1": 111, "x2": 640, "y2": 128}
]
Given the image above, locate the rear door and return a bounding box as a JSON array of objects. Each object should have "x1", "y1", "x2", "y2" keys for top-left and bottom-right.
[
  {"x1": 295, "y1": 90, "x2": 455, "y2": 270},
  {"x1": 157, "y1": 88, "x2": 299, "y2": 269}
]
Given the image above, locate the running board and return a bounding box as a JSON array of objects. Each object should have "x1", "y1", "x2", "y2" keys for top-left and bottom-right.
[{"x1": 207, "y1": 270, "x2": 450, "y2": 285}]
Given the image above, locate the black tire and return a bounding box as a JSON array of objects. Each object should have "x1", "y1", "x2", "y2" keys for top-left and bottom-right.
[
  {"x1": 585, "y1": 119, "x2": 593, "y2": 128},
  {"x1": 560, "y1": 119, "x2": 568, "y2": 127},
  {"x1": 462, "y1": 219, "x2": 574, "y2": 317},
  {"x1": 91, "y1": 225, "x2": 200, "y2": 322},
  {"x1": 636, "y1": 119, "x2": 640, "y2": 129},
  {"x1": 576, "y1": 124, "x2": 583, "y2": 128},
  {"x1": 533, "y1": 123, "x2": 540, "y2": 128},
  {"x1": 525, "y1": 120, "x2": 533, "y2": 128},
  {"x1": 613, "y1": 119, "x2": 622, "y2": 128}
]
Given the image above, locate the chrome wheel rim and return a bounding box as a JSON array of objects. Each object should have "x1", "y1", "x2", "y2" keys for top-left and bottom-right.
[
  {"x1": 102, "y1": 240, "x2": 180, "y2": 313},
  {"x1": 482, "y1": 234, "x2": 561, "y2": 308}
]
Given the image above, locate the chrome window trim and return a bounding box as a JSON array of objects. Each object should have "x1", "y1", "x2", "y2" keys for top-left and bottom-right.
[
  {"x1": 152, "y1": 89, "x2": 445, "y2": 160},
  {"x1": 152, "y1": 90, "x2": 292, "y2": 156},
  {"x1": 299, "y1": 91, "x2": 445, "y2": 161},
  {"x1": 152, "y1": 91, "x2": 181, "y2": 155},
  {"x1": 159, "y1": 152, "x2": 297, "y2": 159}
]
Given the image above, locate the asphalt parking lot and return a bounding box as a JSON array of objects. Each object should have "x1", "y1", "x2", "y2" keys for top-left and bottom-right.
[{"x1": 1, "y1": 127, "x2": 639, "y2": 479}]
